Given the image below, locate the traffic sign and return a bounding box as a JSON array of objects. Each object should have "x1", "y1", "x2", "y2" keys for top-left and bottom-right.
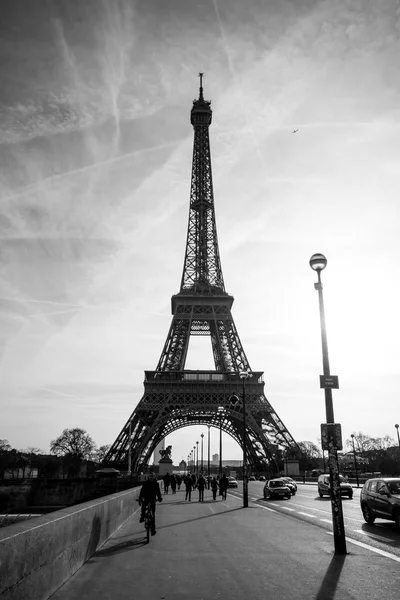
[
  {"x1": 321, "y1": 423, "x2": 343, "y2": 450},
  {"x1": 320, "y1": 375, "x2": 339, "y2": 389}
]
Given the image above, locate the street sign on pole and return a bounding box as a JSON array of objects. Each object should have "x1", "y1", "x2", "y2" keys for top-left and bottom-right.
[
  {"x1": 320, "y1": 375, "x2": 339, "y2": 389},
  {"x1": 321, "y1": 423, "x2": 343, "y2": 451}
]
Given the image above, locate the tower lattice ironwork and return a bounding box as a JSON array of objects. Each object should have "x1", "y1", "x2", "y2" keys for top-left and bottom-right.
[{"x1": 105, "y1": 75, "x2": 299, "y2": 473}]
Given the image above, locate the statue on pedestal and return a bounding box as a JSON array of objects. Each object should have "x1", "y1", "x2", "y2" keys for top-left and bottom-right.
[
  {"x1": 159, "y1": 445, "x2": 172, "y2": 461},
  {"x1": 158, "y1": 445, "x2": 172, "y2": 476}
]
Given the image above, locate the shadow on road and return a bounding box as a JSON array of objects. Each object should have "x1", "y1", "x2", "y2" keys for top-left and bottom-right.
[
  {"x1": 88, "y1": 536, "x2": 149, "y2": 558},
  {"x1": 314, "y1": 554, "x2": 347, "y2": 600},
  {"x1": 87, "y1": 506, "x2": 245, "y2": 559}
]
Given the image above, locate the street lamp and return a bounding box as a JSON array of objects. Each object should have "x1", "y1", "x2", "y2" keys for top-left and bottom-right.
[
  {"x1": 200, "y1": 433, "x2": 204, "y2": 472},
  {"x1": 196, "y1": 441, "x2": 199, "y2": 477},
  {"x1": 351, "y1": 434, "x2": 359, "y2": 487},
  {"x1": 218, "y1": 407, "x2": 225, "y2": 478},
  {"x1": 207, "y1": 425, "x2": 211, "y2": 486},
  {"x1": 310, "y1": 253, "x2": 347, "y2": 555},
  {"x1": 193, "y1": 446, "x2": 196, "y2": 472},
  {"x1": 240, "y1": 370, "x2": 250, "y2": 508},
  {"x1": 395, "y1": 424, "x2": 400, "y2": 449}
]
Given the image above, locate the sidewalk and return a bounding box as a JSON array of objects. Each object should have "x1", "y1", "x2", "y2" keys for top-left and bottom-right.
[{"x1": 50, "y1": 488, "x2": 400, "y2": 600}]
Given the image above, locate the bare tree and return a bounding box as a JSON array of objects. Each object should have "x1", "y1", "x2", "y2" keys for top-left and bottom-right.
[
  {"x1": 298, "y1": 441, "x2": 322, "y2": 472},
  {"x1": 50, "y1": 428, "x2": 96, "y2": 460},
  {"x1": 0, "y1": 439, "x2": 11, "y2": 452},
  {"x1": 93, "y1": 444, "x2": 111, "y2": 464},
  {"x1": 346, "y1": 432, "x2": 395, "y2": 453}
]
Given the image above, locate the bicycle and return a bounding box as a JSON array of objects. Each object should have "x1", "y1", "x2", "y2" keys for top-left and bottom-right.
[
  {"x1": 143, "y1": 501, "x2": 155, "y2": 543},
  {"x1": 138, "y1": 499, "x2": 157, "y2": 543}
]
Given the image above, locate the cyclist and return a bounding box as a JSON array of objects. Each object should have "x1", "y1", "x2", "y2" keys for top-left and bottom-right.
[{"x1": 138, "y1": 471, "x2": 163, "y2": 535}]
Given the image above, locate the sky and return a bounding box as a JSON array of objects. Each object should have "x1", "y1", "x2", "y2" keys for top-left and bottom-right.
[{"x1": 1, "y1": 0, "x2": 400, "y2": 464}]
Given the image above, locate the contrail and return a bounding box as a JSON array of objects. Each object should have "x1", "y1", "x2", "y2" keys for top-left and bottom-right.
[
  {"x1": 1, "y1": 140, "x2": 178, "y2": 202},
  {"x1": 211, "y1": 0, "x2": 267, "y2": 170},
  {"x1": 0, "y1": 296, "x2": 127, "y2": 311}
]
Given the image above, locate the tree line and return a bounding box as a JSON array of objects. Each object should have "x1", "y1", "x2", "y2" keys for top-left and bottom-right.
[
  {"x1": 2, "y1": 429, "x2": 400, "y2": 479},
  {"x1": 297, "y1": 432, "x2": 400, "y2": 475},
  {"x1": 0, "y1": 429, "x2": 110, "y2": 479}
]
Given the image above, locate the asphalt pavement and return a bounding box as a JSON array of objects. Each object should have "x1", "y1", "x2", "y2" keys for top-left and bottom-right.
[{"x1": 50, "y1": 485, "x2": 400, "y2": 600}]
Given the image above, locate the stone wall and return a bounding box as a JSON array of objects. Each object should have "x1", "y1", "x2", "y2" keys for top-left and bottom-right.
[
  {"x1": 0, "y1": 486, "x2": 141, "y2": 600},
  {"x1": 0, "y1": 478, "x2": 133, "y2": 513}
]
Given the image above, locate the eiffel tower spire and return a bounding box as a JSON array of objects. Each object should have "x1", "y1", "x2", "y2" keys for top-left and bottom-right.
[
  {"x1": 105, "y1": 77, "x2": 299, "y2": 473},
  {"x1": 180, "y1": 72, "x2": 224, "y2": 293},
  {"x1": 155, "y1": 74, "x2": 249, "y2": 375}
]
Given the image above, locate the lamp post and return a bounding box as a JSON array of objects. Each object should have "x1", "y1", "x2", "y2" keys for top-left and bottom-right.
[
  {"x1": 310, "y1": 253, "x2": 347, "y2": 555},
  {"x1": 240, "y1": 370, "x2": 250, "y2": 508},
  {"x1": 395, "y1": 424, "x2": 400, "y2": 449},
  {"x1": 193, "y1": 446, "x2": 196, "y2": 472},
  {"x1": 218, "y1": 407, "x2": 224, "y2": 478},
  {"x1": 351, "y1": 434, "x2": 359, "y2": 487},
  {"x1": 196, "y1": 441, "x2": 199, "y2": 477},
  {"x1": 207, "y1": 425, "x2": 211, "y2": 486},
  {"x1": 200, "y1": 433, "x2": 204, "y2": 473}
]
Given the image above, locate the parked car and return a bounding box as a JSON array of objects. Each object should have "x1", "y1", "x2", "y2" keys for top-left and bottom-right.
[
  {"x1": 263, "y1": 479, "x2": 291, "y2": 500},
  {"x1": 249, "y1": 476, "x2": 256, "y2": 481},
  {"x1": 360, "y1": 478, "x2": 400, "y2": 529},
  {"x1": 227, "y1": 477, "x2": 238, "y2": 488},
  {"x1": 258, "y1": 476, "x2": 266, "y2": 481},
  {"x1": 277, "y1": 477, "x2": 297, "y2": 495},
  {"x1": 318, "y1": 474, "x2": 353, "y2": 499}
]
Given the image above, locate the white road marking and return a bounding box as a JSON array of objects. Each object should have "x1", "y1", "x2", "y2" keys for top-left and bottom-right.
[
  {"x1": 320, "y1": 519, "x2": 332, "y2": 524},
  {"x1": 280, "y1": 506, "x2": 296, "y2": 511},
  {"x1": 353, "y1": 529, "x2": 396, "y2": 543},
  {"x1": 288, "y1": 501, "x2": 364, "y2": 522},
  {"x1": 297, "y1": 512, "x2": 314, "y2": 518},
  {"x1": 326, "y1": 532, "x2": 400, "y2": 563}
]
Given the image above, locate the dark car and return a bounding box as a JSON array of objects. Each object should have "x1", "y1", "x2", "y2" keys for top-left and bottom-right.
[
  {"x1": 263, "y1": 479, "x2": 291, "y2": 500},
  {"x1": 277, "y1": 477, "x2": 297, "y2": 495},
  {"x1": 318, "y1": 474, "x2": 353, "y2": 499},
  {"x1": 227, "y1": 477, "x2": 238, "y2": 488},
  {"x1": 360, "y1": 478, "x2": 400, "y2": 529},
  {"x1": 258, "y1": 475, "x2": 266, "y2": 481}
]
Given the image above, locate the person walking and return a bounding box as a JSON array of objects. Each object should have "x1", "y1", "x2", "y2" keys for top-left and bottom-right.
[
  {"x1": 211, "y1": 476, "x2": 218, "y2": 500},
  {"x1": 176, "y1": 474, "x2": 182, "y2": 491},
  {"x1": 170, "y1": 473, "x2": 177, "y2": 494},
  {"x1": 219, "y1": 473, "x2": 228, "y2": 500},
  {"x1": 184, "y1": 473, "x2": 193, "y2": 501},
  {"x1": 163, "y1": 472, "x2": 171, "y2": 494},
  {"x1": 197, "y1": 472, "x2": 206, "y2": 502},
  {"x1": 191, "y1": 472, "x2": 197, "y2": 490}
]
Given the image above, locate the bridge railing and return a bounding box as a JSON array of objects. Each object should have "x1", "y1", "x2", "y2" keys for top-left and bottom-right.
[{"x1": 0, "y1": 486, "x2": 140, "y2": 600}]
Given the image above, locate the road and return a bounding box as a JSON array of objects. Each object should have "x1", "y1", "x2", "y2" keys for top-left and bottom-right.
[
  {"x1": 241, "y1": 481, "x2": 400, "y2": 559},
  {"x1": 50, "y1": 482, "x2": 400, "y2": 600}
]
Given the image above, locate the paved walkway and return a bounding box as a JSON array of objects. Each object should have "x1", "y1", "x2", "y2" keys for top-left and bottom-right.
[{"x1": 50, "y1": 486, "x2": 400, "y2": 600}]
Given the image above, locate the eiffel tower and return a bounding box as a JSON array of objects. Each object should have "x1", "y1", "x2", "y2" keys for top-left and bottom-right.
[{"x1": 105, "y1": 75, "x2": 299, "y2": 473}]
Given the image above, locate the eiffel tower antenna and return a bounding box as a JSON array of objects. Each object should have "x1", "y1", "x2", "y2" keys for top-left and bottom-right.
[
  {"x1": 199, "y1": 72, "x2": 204, "y2": 99},
  {"x1": 105, "y1": 77, "x2": 299, "y2": 474}
]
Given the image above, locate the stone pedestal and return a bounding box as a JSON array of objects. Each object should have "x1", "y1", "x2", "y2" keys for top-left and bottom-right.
[{"x1": 158, "y1": 459, "x2": 173, "y2": 477}]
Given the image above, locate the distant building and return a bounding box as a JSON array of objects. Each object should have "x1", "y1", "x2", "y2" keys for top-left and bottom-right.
[{"x1": 212, "y1": 454, "x2": 219, "y2": 463}]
